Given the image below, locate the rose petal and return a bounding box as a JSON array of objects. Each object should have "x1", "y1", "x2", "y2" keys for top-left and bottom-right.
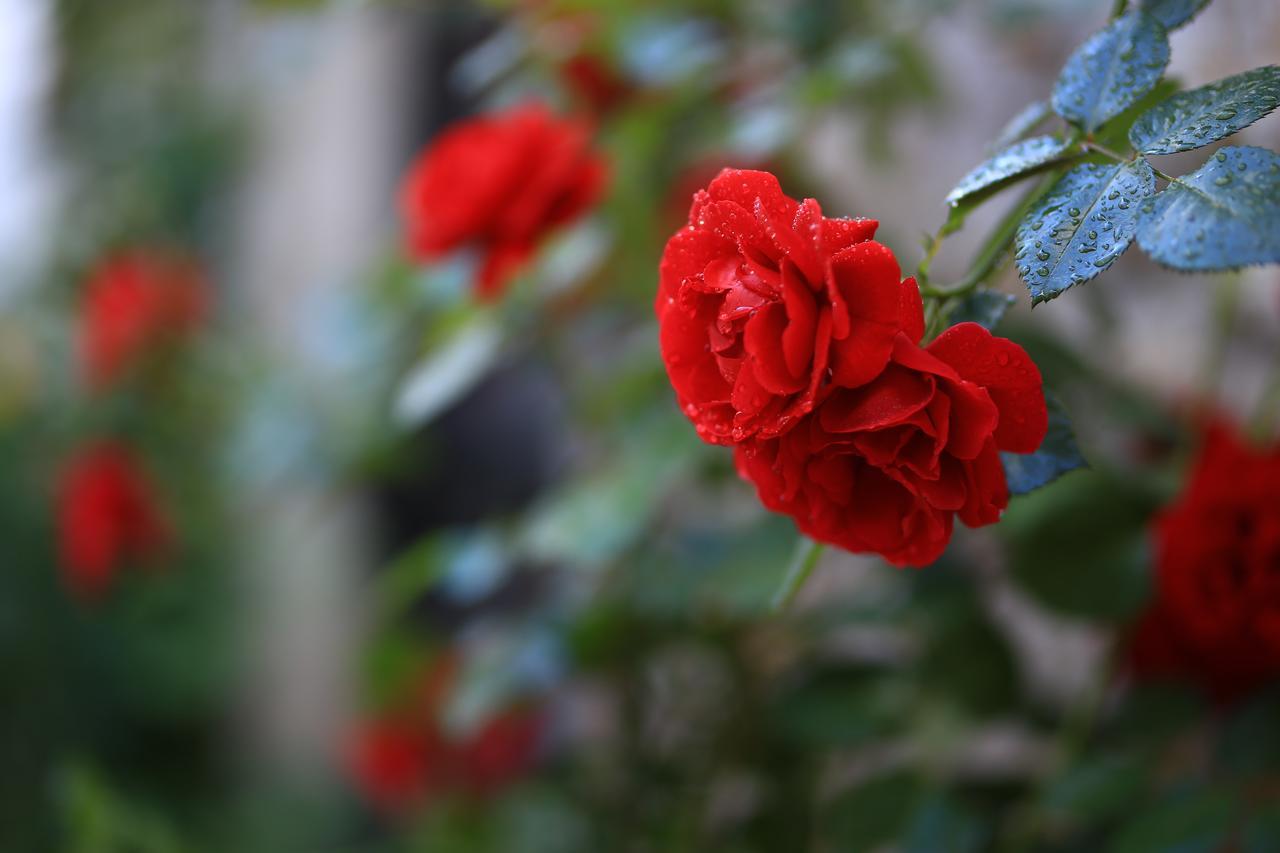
[
  {"x1": 819, "y1": 365, "x2": 935, "y2": 433},
  {"x1": 927, "y1": 322, "x2": 1048, "y2": 454}
]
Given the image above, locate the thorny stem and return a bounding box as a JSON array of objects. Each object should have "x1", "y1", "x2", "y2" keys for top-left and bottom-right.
[{"x1": 773, "y1": 539, "x2": 825, "y2": 612}]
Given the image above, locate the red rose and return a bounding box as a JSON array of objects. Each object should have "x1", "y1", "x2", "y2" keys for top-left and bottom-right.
[
  {"x1": 735, "y1": 321, "x2": 1047, "y2": 566},
  {"x1": 1129, "y1": 422, "x2": 1280, "y2": 701},
  {"x1": 56, "y1": 442, "x2": 171, "y2": 597},
  {"x1": 561, "y1": 53, "x2": 632, "y2": 117},
  {"x1": 454, "y1": 709, "x2": 543, "y2": 797},
  {"x1": 657, "y1": 169, "x2": 902, "y2": 444},
  {"x1": 348, "y1": 719, "x2": 451, "y2": 813},
  {"x1": 348, "y1": 657, "x2": 543, "y2": 813},
  {"x1": 80, "y1": 251, "x2": 208, "y2": 391},
  {"x1": 400, "y1": 102, "x2": 607, "y2": 299}
]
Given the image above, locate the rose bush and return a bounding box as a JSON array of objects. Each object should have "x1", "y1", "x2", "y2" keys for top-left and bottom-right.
[
  {"x1": 1129, "y1": 422, "x2": 1280, "y2": 701},
  {"x1": 401, "y1": 102, "x2": 607, "y2": 299}
]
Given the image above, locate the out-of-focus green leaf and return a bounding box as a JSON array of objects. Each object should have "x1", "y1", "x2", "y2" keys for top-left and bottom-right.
[
  {"x1": 392, "y1": 310, "x2": 503, "y2": 430},
  {"x1": 821, "y1": 772, "x2": 921, "y2": 850},
  {"x1": 1002, "y1": 392, "x2": 1087, "y2": 495},
  {"x1": 1110, "y1": 789, "x2": 1236, "y2": 853},
  {"x1": 1016, "y1": 160, "x2": 1155, "y2": 304},
  {"x1": 943, "y1": 291, "x2": 1016, "y2": 331},
  {"x1": 1136, "y1": 0, "x2": 1210, "y2": 30},
  {"x1": 1136, "y1": 146, "x2": 1280, "y2": 271},
  {"x1": 946, "y1": 136, "x2": 1076, "y2": 205},
  {"x1": 920, "y1": 606, "x2": 1018, "y2": 717},
  {"x1": 1129, "y1": 66, "x2": 1280, "y2": 155},
  {"x1": 1044, "y1": 755, "x2": 1146, "y2": 824},
  {"x1": 1052, "y1": 12, "x2": 1170, "y2": 132},
  {"x1": 1215, "y1": 685, "x2": 1280, "y2": 779},
  {"x1": 902, "y1": 794, "x2": 986, "y2": 853},
  {"x1": 1001, "y1": 470, "x2": 1158, "y2": 622}
]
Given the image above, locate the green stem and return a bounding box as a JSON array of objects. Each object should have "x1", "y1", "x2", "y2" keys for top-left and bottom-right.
[
  {"x1": 1084, "y1": 141, "x2": 1175, "y2": 181},
  {"x1": 1253, "y1": 351, "x2": 1280, "y2": 439},
  {"x1": 919, "y1": 172, "x2": 1061, "y2": 301},
  {"x1": 1110, "y1": 0, "x2": 1128, "y2": 18},
  {"x1": 772, "y1": 539, "x2": 824, "y2": 612},
  {"x1": 1201, "y1": 274, "x2": 1240, "y2": 397}
]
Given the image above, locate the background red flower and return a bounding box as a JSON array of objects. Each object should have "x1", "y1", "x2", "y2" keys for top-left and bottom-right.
[
  {"x1": 56, "y1": 442, "x2": 171, "y2": 597},
  {"x1": 79, "y1": 251, "x2": 208, "y2": 391},
  {"x1": 401, "y1": 102, "x2": 607, "y2": 299},
  {"x1": 1129, "y1": 422, "x2": 1280, "y2": 702}
]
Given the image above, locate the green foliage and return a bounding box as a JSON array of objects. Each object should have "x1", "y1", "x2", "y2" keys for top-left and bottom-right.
[
  {"x1": 1129, "y1": 66, "x2": 1280, "y2": 155},
  {"x1": 1051, "y1": 12, "x2": 1170, "y2": 132},
  {"x1": 1110, "y1": 788, "x2": 1236, "y2": 853},
  {"x1": 1136, "y1": 0, "x2": 1211, "y2": 30},
  {"x1": 1016, "y1": 160, "x2": 1155, "y2": 303},
  {"x1": 821, "y1": 773, "x2": 922, "y2": 850},
  {"x1": 1001, "y1": 392, "x2": 1087, "y2": 495},
  {"x1": 945, "y1": 136, "x2": 1077, "y2": 205},
  {"x1": 1001, "y1": 470, "x2": 1157, "y2": 622},
  {"x1": 1136, "y1": 145, "x2": 1280, "y2": 270},
  {"x1": 942, "y1": 290, "x2": 1016, "y2": 331}
]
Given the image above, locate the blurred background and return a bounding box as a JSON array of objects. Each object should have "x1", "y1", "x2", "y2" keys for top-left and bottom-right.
[{"x1": 2, "y1": 0, "x2": 1279, "y2": 850}]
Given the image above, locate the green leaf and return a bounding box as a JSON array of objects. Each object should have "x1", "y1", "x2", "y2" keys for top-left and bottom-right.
[
  {"x1": 821, "y1": 773, "x2": 921, "y2": 850},
  {"x1": 943, "y1": 290, "x2": 1016, "y2": 330},
  {"x1": 1001, "y1": 392, "x2": 1087, "y2": 495},
  {"x1": 1016, "y1": 159, "x2": 1156, "y2": 303},
  {"x1": 1110, "y1": 789, "x2": 1236, "y2": 853},
  {"x1": 1044, "y1": 755, "x2": 1146, "y2": 824},
  {"x1": 946, "y1": 135, "x2": 1076, "y2": 205},
  {"x1": 902, "y1": 795, "x2": 986, "y2": 853},
  {"x1": 1129, "y1": 66, "x2": 1280, "y2": 155},
  {"x1": 1001, "y1": 470, "x2": 1157, "y2": 622},
  {"x1": 991, "y1": 100, "x2": 1053, "y2": 152},
  {"x1": 1052, "y1": 12, "x2": 1170, "y2": 132},
  {"x1": 1136, "y1": 145, "x2": 1280, "y2": 270},
  {"x1": 1136, "y1": 0, "x2": 1210, "y2": 30}
]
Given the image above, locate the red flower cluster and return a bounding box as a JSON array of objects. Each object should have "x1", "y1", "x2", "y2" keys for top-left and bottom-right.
[
  {"x1": 79, "y1": 251, "x2": 208, "y2": 391},
  {"x1": 401, "y1": 102, "x2": 607, "y2": 300},
  {"x1": 56, "y1": 442, "x2": 170, "y2": 597},
  {"x1": 1130, "y1": 422, "x2": 1280, "y2": 702},
  {"x1": 657, "y1": 170, "x2": 1047, "y2": 565},
  {"x1": 349, "y1": 659, "x2": 543, "y2": 813}
]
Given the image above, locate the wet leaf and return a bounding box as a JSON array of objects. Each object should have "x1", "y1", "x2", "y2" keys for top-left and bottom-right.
[
  {"x1": 946, "y1": 135, "x2": 1076, "y2": 205},
  {"x1": 1130, "y1": 66, "x2": 1280, "y2": 155},
  {"x1": 1016, "y1": 159, "x2": 1156, "y2": 303},
  {"x1": 1136, "y1": 145, "x2": 1280, "y2": 270},
  {"x1": 1052, "y1": 12, "x2": 1170, "y2": 132},
  {"x1": 1136, "y1": 0, "x2": 1211, "y2": 30},
  {"x1": 943, "y1": 290, "x2": 1016, "y2": 330},
  {"x1": 1001, "y1": 392, "x2": 1086, "y2": 495}
]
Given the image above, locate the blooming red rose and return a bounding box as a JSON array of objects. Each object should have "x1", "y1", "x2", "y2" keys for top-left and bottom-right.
[
  {"x1": 401, "y1": 102, "x2": 607, "y2": 299},
  {"x1": 348, "y1": 720, "x2": 451, "y2": 813},
  {"x1": 454, "y1": 709, "x2": 543, "y2": 797},
  {"x1": 657, "y1": 169, "x2": 909, "y2": 444},
  {"x1": 56, "y1": 442, "x2": 171, "y2": 597},
  {"x1": 79, "y1": 251, "x2": 208, "y2": 391},
  {"x1": 735, "y1": 321, "x2": 1047, "y2": 566},
  {"x1": 1129, "y1": 422, "x2": 1280, "y2": 702}
]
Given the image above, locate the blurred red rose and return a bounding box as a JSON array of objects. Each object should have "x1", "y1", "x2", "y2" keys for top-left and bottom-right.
[
  {"x1": 401, "y1": 102, "x2": 607, "y2": 299},
  {"x1": 657, "y1": 169, "x2": 899, "y2": 444},
  {"x1": 454, "y1": 709, "x2": 543, "y2": 797},
  {"x1": 561, "y1": 53, "x2": 632, "y2": 116},
  {"x1": 79, "y1": 251, "x2": 208, "y2": 391},
  {"x1": 1130, "y1": 422, "x2": 1280, "y2": 702},
  {"x1": 56, "y1": 442, "x2": 171, "y2": 597},
  {"x1": 348, "y1": 720, "x2": 451, "y2": 813},
  {"x1": 735, "y1": 322, "x2": 1047, "y2": 566},
  {"x1": 348, "y1": 658, "x2": 543, "y2": 814}
]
